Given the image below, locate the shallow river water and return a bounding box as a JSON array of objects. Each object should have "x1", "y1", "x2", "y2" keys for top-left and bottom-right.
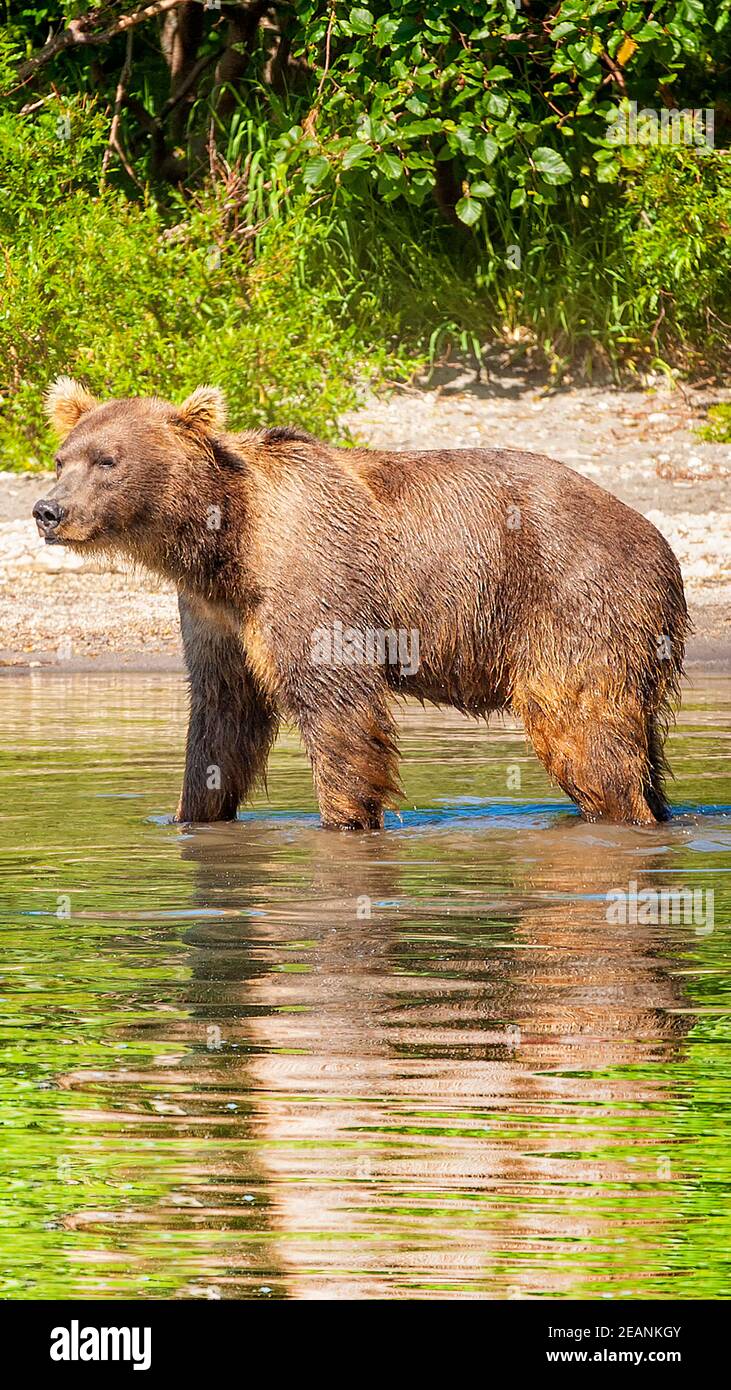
[{"x1": 0, "y1": 672, "x2": 729, "y2": 1300}]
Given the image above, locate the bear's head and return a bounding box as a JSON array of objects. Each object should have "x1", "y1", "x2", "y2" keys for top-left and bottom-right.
[{"x1": 33, "y1": 378, "x2": 228, "y2": 553}]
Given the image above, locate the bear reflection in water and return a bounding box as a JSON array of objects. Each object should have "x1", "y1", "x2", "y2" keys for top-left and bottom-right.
[{"x1": 168, "y1": 813, "x2": 691, "y2": 1299}]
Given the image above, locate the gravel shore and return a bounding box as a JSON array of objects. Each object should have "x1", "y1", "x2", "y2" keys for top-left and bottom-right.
[{"x1": 2, "y1": 377, "x2": 729, "y2": 670}]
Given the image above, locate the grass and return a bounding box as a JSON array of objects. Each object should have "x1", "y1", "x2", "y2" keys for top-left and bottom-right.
[{"x1": 698, "y1": 403, "x2": 731, "y2": 444}]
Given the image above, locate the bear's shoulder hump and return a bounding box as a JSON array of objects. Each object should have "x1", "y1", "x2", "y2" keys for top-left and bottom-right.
[{"x1": 262, "y1": 426, "x2": 319, "y2": 446}]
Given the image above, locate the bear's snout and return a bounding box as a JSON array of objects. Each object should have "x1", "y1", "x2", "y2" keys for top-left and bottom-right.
[{"x1": 33, "y1": 497, "x2": 65, "y2": 540}]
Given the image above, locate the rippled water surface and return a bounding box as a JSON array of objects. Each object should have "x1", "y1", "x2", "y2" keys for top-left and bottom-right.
[{"x1": 1, "y1": 672, "x2": 730, "y2": 1300}]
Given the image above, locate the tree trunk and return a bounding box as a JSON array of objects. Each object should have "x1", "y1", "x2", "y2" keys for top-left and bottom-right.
[
  {"x1": 160, "y1": 1, "x2": 204, "y2": 143},
  {"x1": 214, "y1": 1, "x2": 270, "y2": 116}
]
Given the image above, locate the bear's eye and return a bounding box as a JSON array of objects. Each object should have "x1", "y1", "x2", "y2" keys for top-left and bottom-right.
[
  {"x1": 55, "y1": 457, "x2": 64, "y2": 476},
  {"x1": 96, "y1": 455, "x2": 117, "y2": 469}
]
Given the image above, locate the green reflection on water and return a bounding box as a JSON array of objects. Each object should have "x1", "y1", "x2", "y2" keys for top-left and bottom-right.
[{"x1": 0, "y1": 673, "x2": 729, "y2": 1299}]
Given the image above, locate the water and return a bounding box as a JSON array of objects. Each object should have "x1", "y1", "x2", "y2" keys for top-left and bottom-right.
[{"x1": 0, "y1": 672, "x2": 729, "y2": 1300}]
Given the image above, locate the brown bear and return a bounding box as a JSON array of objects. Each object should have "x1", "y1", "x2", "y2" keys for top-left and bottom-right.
[{"x1": 34, "y1": 377, "x2": 688, "y2": 829}]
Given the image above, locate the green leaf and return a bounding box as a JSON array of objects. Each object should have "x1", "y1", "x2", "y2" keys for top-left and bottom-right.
[
  {"x1": 486, "y1": 91, "x2": 509, "y2": 119},
  {"x1": 532, "y1": 146, "x2": 572, "y2": 184},
  {"x1": 634, "y1": 21, "x2": 665, "y2": 42},
  {"x1": 349, "y1": 7, "x2": 373, "y2": 35},
  {"x1": 453, "y1": 127, "x2": 476, "y2": 153},
  {"x1": 302, "y1": 155, "x2": 329, "y2": 188},
  {"x1": 622, "y1": 9, "x2": 645, "y2": 32},
  {"x1": 595, "y1": 158, "x2": 619, "y2": 183},
  {"x1": 342, "y1": 142, "x2": 371, "y2": 170},
  {"x1": 455, "y1": 195, "x2": 483, "y2": 227},
  {"x1": 510, "y1": 187, "x2": 526, "y2": 209},
  {"x1": 374, "y1": 15, "x2": 400, "y2": 45},
  {"x1": 470, "y1": 180, "x2": 495, "y2": 198},
  {"x1": 479, "y1": 134, "x2": 499, "y2": 164},
  {"x1": 401, "y1": 119, "x2": 443, "y2": 136},
  {"x1": 678, "y1": 0, "x2": 705, "y2": 22},
  {"x1": 567, "y1": 42, "x2": 599, "y2": 73},
  {"x1": 376, "y1": 152, "x2": 403, "y2": 181},
  {"x1": 405, "y1": 93, "x2": 429, "y2": 115}
]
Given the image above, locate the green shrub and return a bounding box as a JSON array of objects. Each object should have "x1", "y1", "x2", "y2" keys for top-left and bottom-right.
[
  {"x1": 0, "y1": 102, "x2": 409, "y2": 471},
  {"x1": 2, "y1": 0, "x2": 731, "y2": 471},
  {"x1": 281, "y1": 1, "x2": 728, "y2": 223}
]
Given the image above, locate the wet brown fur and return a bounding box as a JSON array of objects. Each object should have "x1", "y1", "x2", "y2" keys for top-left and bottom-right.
[{"x1": 36, "y1": 381, "x2": 689, "y2": 829}]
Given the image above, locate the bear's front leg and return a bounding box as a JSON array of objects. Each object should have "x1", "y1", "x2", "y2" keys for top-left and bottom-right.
[
  {"x1": 175, "y1": 595, "x2": 277, "y2": 823},
  {"x1": 291, "y1": 681, "x2": 401, "y2": 830}
]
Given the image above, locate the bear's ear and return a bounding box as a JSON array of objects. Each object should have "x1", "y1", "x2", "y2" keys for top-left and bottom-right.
[
  {"x1": 44, "y1": 376, "x2": 99, "y2": 437},
  {"x1": 177, "y1": 386, "x2": 227, "y2": 434}
]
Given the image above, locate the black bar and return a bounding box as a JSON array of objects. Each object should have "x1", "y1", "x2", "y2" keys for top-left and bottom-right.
[{"x1": 0, "y1": 1298, "x2": 721, "y2": 1376}]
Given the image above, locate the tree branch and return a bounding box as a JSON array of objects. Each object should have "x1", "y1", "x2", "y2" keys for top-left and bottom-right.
[
  {"x1": 302, "y1": 2, "x2": 335, "y2": 136},
  {"x1": 599, "y1": 51, "x2": 628, "y2": 95},
  {"x1": 15, "y1": 1, "x2": 190, "y2": 86},
  {"x1": 161, "y1": 46, "x2": 221, "y2": 120},
  {"x1": 102, "y1": 31, "x2": 134, "y2": 180}
]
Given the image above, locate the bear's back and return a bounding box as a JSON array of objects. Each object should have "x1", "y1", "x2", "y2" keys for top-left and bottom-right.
[
  {"x1": 331, "y1": 443, "x2": 683, "y2": 640},
  {"x1": 337, "y1": 444, "x2": 673, "y2": 570}
]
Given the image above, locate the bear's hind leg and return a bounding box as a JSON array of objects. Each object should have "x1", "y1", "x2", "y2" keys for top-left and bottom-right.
[
  {"x1": 520, "y1": 698, "x2": 660, "y2": 825},
  {"x1": 293, "y1": 688, "x2": 401, "y2": 830},
  {"x1": 644, "y1": 714, "x2": 672, "y2": 823}
]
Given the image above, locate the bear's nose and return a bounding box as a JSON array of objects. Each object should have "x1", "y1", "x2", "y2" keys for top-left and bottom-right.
[{"x1": 33, "y1": 498, "x2": 64, "y2": 529}]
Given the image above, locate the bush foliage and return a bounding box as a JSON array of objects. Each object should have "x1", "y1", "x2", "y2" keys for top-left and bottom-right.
[{"x1": 1, "y1": 3, "x2": 730, "y2": 469}]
